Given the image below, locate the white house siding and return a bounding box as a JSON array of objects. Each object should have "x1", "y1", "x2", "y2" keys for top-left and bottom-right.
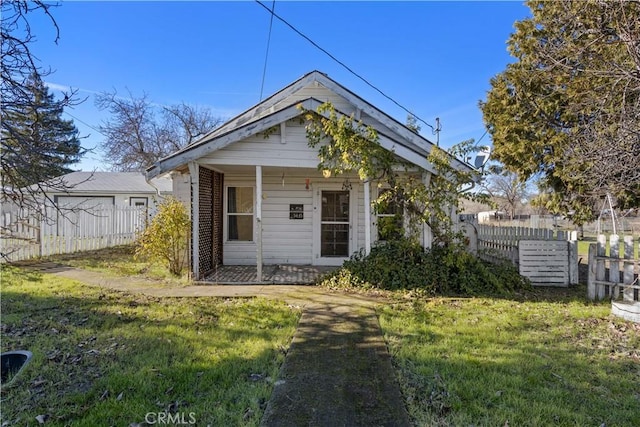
[
  {"x1": 200, "y1": 120, "x2": 319, "y2": 168},
  {"x1": 271, "y1": 84, "x2": 356, "y2": 117},
  {"x1": 220, "y1": 170, "x2": 371, "y2": 266},
  {"x1": 262, "y1": 173, "x2": 314, "y2": 265},
  {"x1": 269, "y1": 84, "x2": 418, "y2": 152},
  {"x1": 171, "y1": 172, "x2": 192, "y2": 213}
]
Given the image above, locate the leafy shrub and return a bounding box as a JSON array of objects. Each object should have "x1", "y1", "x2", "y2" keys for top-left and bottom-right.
[
  {"x1": 319, "y1": 237, "x2": 530, "y2": 296},
  {"x1": 135, "y1": 197, "x2": 190, "y2": 276}
]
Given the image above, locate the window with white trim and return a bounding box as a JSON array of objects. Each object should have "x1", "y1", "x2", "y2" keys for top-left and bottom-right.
[
  {"x1": 376, "y1": 188, "x2": 403, "y2": 241},
  {"x1": 227, "y1": 187, "x2": 254, "y2": 241}
]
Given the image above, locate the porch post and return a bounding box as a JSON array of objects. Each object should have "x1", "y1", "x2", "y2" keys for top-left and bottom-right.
[
  {"x1": 256, "y1": 165, "x2": 263, "y2": 281},
  {"x1": 188, "y1": 162, "x2": 200, "y2": 279},
  {"x1": 363, "y1": 179, "x2": 372, "y2": 255},
  {"x1": 422, "y1": 172, "x2": 432, "y2": 249}
]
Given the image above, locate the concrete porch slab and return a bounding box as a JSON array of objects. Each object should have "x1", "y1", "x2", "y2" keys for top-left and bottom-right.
[{"x1": 200, "y1": 265, "x2": 337, "y2": 285}]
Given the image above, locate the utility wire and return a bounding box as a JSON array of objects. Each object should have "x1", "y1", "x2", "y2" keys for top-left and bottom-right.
[
  {"x1": 254, "y1": 0, "x2": 435, "y2": 132},
  {"x1": 259, "y1": 0, "x2": 276, "y2": 101},
  {"x1": 475, "y1": 129, "x2": 488, "y2": 146},
  {"x1": 63, "y1": 110, "x2": 107, "y2": 137}
]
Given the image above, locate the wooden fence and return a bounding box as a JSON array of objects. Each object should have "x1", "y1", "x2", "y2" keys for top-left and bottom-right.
[
  {"x1": 587, "y1": 234, "x2": 640, "y2": 323},
  {"x1": 587, "y1": 234, "x2": 639, "y2": 300},
  {"x1": 470, "y1": 224, "x2": 578, "y2": 286},
  {"x1": 1, "y1": 205, "x2": 148, "y2": 262}
]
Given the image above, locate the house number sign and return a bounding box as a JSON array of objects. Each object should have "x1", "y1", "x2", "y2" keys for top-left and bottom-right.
[{"x1": 289, "y1": 204, "x2": 304, "y2": 220}]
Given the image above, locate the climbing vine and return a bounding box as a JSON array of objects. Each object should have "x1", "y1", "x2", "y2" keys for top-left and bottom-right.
[{"x1": 302, "y1": 102, "x2": 483, "y2": 246}]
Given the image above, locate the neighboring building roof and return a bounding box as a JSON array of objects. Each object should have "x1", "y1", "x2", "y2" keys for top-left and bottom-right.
[
  {"x1": 146, "y1": 70, "x2": 475, "y2": 179},
  {"x1": 36, "y1": 171, "x2": 172, "y2": 194}
]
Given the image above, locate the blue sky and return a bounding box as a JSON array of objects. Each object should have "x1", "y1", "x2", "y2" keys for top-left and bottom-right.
[{"x1": 30, "y1": 1, "x2": 531, "y2": 171}]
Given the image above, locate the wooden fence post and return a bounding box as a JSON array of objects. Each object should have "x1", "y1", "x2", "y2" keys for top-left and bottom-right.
[
  {"x1": 623, "y1": 235, "x2": 634, "y2": 302},
  {"x1": 587, "y1": 243, "x2": 596, "y2": 300},
  {"x1": 610, "y1": 234, "x2": 620, "y2": 299},
  {"x1": 568, "y1": 231, "x2": 578, "y2": 285},
  {"x1": 596, "y1": 234, "x2": 607, "y2": 300}
]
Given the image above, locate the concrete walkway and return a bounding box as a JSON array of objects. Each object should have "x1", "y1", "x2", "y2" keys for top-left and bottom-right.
[
  {"x1": 260, "y1": 302, "x2": 411, "y2": 427},
  {"x1": 16, "y1": 261, "x2": 411, "y2": 426}
]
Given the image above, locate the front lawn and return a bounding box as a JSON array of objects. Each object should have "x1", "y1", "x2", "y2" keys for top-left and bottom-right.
[
  {"x1": 43, "y1": 244, "x2": 190, "y2": 286},
  {"x1": 0, "y1": 266, "x2": 300, "y2": 426},
  {"x1": 380, "y1": 287, "x2": 640, "y2": 426}
]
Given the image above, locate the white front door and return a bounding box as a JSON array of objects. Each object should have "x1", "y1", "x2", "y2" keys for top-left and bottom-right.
[{"x1": 313, "y1": 186, "x2": 356, "y2": 265}]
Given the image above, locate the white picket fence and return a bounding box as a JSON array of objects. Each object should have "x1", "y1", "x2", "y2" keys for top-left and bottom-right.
[
  {"x1": 587, "y1": 234, "x2": 640, "y2": 323},
  {"x1": 1, "y1": 205, "x2": 148, "y2": 262},
  {"x1": 472, "y1": 224, "x2": 578, "y2": 286},
  {"x1": 587, "y1": 234, "x2": 639, "y2": 300}
]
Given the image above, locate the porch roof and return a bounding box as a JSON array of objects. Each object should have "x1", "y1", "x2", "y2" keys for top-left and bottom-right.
[{"x1": 146, "y1": 70, "x2": 475, "y2": 180}]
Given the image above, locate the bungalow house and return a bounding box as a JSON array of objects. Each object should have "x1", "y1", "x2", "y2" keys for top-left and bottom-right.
[{"x1": 146, "y1": 71, "x2": 474, "y2": 280}]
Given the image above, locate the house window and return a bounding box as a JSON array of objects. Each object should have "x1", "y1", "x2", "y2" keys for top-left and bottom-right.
[
  {"x1": 130, "y1": 197, "x2": 148, "y2": 207},
  {"x1": 227, "y1": 187, "x2": 254, "y2": 241},
  {"x1": 377, "y1": 188, "x2": 403, "y2": 241}
]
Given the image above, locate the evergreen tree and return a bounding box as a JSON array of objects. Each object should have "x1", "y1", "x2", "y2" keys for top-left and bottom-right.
[
  {"x1": 481, "y1": 0, "x2": 640, "y2": 224},
  {"x1": 2, "y1": 73, "x2": 84, "y2": 188}
]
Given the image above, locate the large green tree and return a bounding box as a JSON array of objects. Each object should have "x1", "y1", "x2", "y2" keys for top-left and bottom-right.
[
  {"x1": 2, "y1": 73, "x2": 84, "y2": 188},
  {"x1": 481, "y1": 0, "x2": 640, "y2": 224},
  {"x1": 1, "y1": 0, "x2": 83, "y2": 219}
]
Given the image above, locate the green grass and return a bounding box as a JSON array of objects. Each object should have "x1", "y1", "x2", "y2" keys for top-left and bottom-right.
[
  {"x1": 379, "y1": 287, "x2": 640, "y2": 426},
  {"x1": 43, "y1": 245, "x2": 191, "y2": 286},
  {"x1": 577, "y1": 237, "x2": 639, "y2": 259},
  {"x1": 0, "y1": 266, "x2": 300, "y2": 426}
]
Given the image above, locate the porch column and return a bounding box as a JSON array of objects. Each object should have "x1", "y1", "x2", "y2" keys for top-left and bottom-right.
[
  {"x1": 188, "y1": 162, "x2": 200, "y2": 279},
  {"x1": 364, "y1": 179, "x2": 372, "y2": 255},
  {"x1": 256, "y1": 165, "x2": 263, "y2": 281},
  {"x1": 422, "y1": 172, "x2": 432, "y2": 249}
]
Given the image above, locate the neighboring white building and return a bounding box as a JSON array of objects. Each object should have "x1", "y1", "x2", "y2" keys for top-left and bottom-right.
[
  {"x1": 40, "y1": 171, "x2": 172, "y2": 209},
  {"x1": 147, "y1": 70, "x2": 474, "y2": 279},
  {"x1": 2, "y1": 172, "x2": 172, "y2": 231}
]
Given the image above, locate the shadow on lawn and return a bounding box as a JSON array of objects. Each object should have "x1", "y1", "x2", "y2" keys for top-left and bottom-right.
[{"x1": 1, "y1": 284, "x2": 295, "y2": 426}]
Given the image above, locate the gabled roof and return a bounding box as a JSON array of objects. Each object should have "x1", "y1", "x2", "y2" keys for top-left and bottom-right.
[
  {"x1": 37, "y1": 171, "x2": 172, "y2": 194},
  {"x1": 146, "y1": 70, "x2": 474, "y2": 179}
]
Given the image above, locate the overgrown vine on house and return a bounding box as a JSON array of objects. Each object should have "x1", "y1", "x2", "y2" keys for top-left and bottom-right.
[
  {"x1": 302, "y1": 102, "x2": 482, "y2": 246},
  {"x1": 301, "y1": 102, "x2": 528, "y2": 294}
]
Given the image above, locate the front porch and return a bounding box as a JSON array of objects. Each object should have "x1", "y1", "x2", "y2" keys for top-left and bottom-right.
[{"x1": 199, "y1": 264, "x2": 337, "y2": 285}]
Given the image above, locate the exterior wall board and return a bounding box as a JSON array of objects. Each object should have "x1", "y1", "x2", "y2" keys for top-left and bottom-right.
[
  {"x1": 172, "y1": 172, "x2": 191, "y2": 211},
  {"x1": 201, "y1": 121, "x2": 318, "y2": 166},
  {"x1": 220, "y1": 171, "x2": 369, "y2": 265},
  {"x1": 271, "y1": 85, "x2": 355, "y2": 115}
]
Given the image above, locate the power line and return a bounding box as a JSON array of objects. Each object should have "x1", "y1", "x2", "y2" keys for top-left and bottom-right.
[
  {"x1": 475, "y1": 129, "x2": 488, "y2": 146},
  {"x1": 63, "y1": 110, "x2": 107, "y2": 137},
  {"x1": 259, "y1": 0, "x2": 276, "y2": 101},
  {"x1": 254, "y1": 0, "x2": 435, "y2": 132}
]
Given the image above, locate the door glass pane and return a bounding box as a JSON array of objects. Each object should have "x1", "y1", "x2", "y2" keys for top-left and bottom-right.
[
  {"x1": 322, "y1": 191, "x2": 349, "y2": 221},
  {"x1": 320, "y1": 190, "x2": 349, "y2": 257},
  {"x1": 321, "y1": 224, "x2": 349, "y2": 257}
]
